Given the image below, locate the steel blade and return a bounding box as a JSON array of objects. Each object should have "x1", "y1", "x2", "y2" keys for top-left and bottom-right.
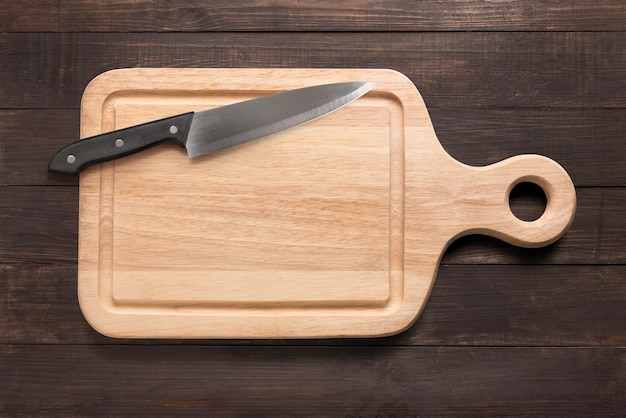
[{"x1": 184, "y1": 82, "x2": 375, "y2": 158}]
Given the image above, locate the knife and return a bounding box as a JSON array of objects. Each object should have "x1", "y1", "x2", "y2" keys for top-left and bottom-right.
[{"x1": 48, "y1": 82, "x2": 375, "y2": 175}]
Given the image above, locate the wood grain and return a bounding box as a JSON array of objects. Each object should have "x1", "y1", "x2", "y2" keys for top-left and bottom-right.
[
  {"x1": 4, "y1": 109, "x2": 626, "y2": 187},
  {"x1": 0, "y1": 186, "x2": 78, "y2": 264},
  {"x1": 3, "y1": 263, "x2": 625, "y2": 346},
  {"x1": 72, "y1": 68, "x2": 575, "y2": 339},
  {"x1": 433, "y1": 108, "x2": 626, "y2": 188},
  {"x1": 1, "y1": 0, "x2": 625, "y2": 32},
  {"x1": 1, "y1": 0, "x2": 624, "y2": 413},
  {"x1": 0, "y1": 110, "x2": 79, "y2": 186},
  {"x1": 2, "y1": 32, "x2": 625, "y2": 109},
  {"x1": 2, "y1": 187, "x2": 625, "y2": 266},
  {"x1": 2, "y1": 345, "x2": 624, "y2": 416}
]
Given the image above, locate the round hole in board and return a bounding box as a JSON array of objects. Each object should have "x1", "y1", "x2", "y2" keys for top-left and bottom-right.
[{"x1": 509, "y1": 181, "x2": 547, "y2": 222}]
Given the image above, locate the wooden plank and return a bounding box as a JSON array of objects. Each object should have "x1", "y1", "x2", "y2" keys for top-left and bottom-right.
[
  {"x1": 0, "y1": 264, "x2": 87, "y2": 344},
  {"x1": 1, "y1": 186, "x2": 625, "y2": 266},
  {"x1": 412, "y1": 265, "x2": 626, "y2": 347},
  {"x1": 0, "y1": 110, "x2": 79, "y2": 186},
  {"x1": 0, "y1": 186, "x2": 78, "y2": 265},
  {"x1": 3, "y1": 263, "x2": 625, "y2": 346},
  {"x1": 1, "y1": 32, "x2": 625, "y2": 109},
  {"x1": 1, "y1": 345, "x2": 624, "y2": 416},
  {"x1": 4, "y1": 108, "x2": 624, "y2": 187},
  {"x1": 1, "y1": 1, "x2": 622, "y2": 416},
  {"x1": 1, "y1": 0, "x2": 625, "y2": 32},
  {"x1": 431, "y1": 108, "x2": 626, "y2": 188}
]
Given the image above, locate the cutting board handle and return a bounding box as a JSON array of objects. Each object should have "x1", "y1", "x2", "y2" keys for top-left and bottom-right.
[{"x1": 457, "y1": 154, "x2": 576, "y2": 248}]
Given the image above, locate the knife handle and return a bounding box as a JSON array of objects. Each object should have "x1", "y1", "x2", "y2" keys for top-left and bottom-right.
[{"x1": 48, "y1": 112, "x2": 194, "y2": 175}]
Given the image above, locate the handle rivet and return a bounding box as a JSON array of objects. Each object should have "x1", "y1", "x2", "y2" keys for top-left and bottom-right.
[
  {"x1": 66, "y1": 154, "x2": 76, "y2": 164},
  {"x1": 115, "y1": 139, "x2": 125, "y2": 148},
  {"x1": 169, "y1": 125, "x2": 179, "y2": 135}
]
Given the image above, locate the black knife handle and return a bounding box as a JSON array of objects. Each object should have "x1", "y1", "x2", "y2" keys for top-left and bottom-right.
[{"x1": 48, "y1": 112, "x2": 195, "y2": 175}]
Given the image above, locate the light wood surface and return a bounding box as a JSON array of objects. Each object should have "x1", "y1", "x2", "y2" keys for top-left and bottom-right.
[{"x1": 77, "y1": 68, "x2": 576, "y2": 338}]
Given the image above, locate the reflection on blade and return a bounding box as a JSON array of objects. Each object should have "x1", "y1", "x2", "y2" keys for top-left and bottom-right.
[{"x1": 185, "y1": 82, "x2": 375, "y2": 158}]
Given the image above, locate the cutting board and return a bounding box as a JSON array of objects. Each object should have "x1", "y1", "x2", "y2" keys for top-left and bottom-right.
[{"x1": 77, "y1": 68, "x2": 576, "y2": 338}]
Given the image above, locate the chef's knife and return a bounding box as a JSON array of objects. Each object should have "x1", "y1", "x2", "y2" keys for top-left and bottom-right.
[{"x1": 48, "y1": 82, "x2": 375, "y2": 175}]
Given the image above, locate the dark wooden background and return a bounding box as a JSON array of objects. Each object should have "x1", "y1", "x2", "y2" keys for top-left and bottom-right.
[{"x1": 2, "y1": 1, "x2": 625, "y2": 416}]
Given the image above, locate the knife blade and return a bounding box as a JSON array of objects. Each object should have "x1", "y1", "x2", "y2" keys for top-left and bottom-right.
[{"x1": 48, "y1": 82, "x2": 375, "y2": 175}]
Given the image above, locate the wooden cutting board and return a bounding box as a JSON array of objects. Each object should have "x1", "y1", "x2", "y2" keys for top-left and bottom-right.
[{"x1": 77, "y1": 68, "x2": 576, "y2": 338}]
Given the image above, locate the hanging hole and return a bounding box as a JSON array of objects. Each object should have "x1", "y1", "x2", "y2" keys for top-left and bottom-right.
[{"x1": 509, "y1": 181, "x2": 547, "y2": 222}]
